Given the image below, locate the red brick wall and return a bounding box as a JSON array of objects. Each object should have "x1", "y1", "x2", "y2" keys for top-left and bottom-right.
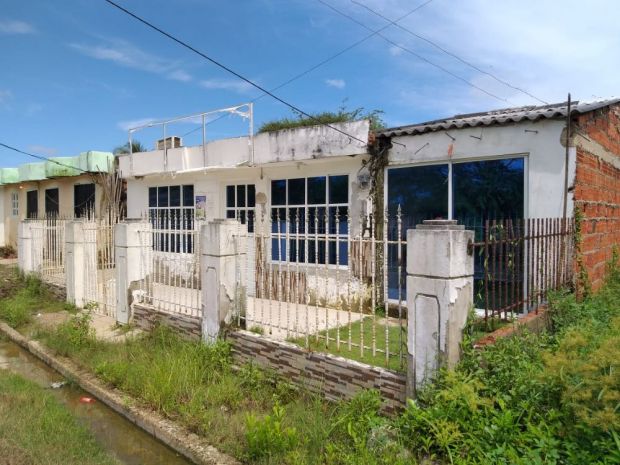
[{"x1": 574, "y1": 103, "x2": 620, "y2": 290}]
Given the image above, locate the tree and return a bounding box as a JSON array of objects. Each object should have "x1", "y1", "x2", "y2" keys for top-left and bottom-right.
[{"x1": 113, "y1": 140, "x2": 147, "y2": 155}]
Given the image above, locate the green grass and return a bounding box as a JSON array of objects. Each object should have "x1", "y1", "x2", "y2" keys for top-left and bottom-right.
[
  {"x1": 290, "y1": 318, "x2": 407, "y2": 372},
  {"x1": 0, "y1": 370, "x2": 120, "y2": 465},
  {"x1": 0, "y1": 267, "x2": 76, "y2": 328}
]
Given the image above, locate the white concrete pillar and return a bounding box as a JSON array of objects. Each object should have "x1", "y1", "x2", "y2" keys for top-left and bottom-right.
[
  {"x1": 115, "y1": 219, "x2": 152, "y2": 325},
  {"x1": 201, "y1": 219, "x2": 247, "y2": 343},
  {"x1": 17, "y1": 221, "x2": 33, "y2": 273},
  {"x1": 406, "y1": 220, "x2": 474, "y2": 397},
  {"x1": 66, "y1": 221, "x2": 86, "y2": 307}
]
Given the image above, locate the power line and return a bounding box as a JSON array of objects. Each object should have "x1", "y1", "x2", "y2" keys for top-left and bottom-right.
[
  {"x1": 0, "y1": 142, "x2": 90, "y2": 174},
  {"x1": 180, "y1": 0, "x2": 435, "y2": 139},
  {"x1": 350, "y1": 0, "x2": 548, "y2": 105},
  {"x1": 317, "y1": 0, "x2": 514, "y2": 105},
  {"x1": 104, "y1": 0, "x2": 369, "y2": 147}
]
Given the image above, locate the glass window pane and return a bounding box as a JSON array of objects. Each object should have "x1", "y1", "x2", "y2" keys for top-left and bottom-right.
[
  {"x1": 182, "y1": 185, "x2": 194, "y2": 206},
  {"x1": 226, "y1": 209, "x2": 236, "y2": 219},
  {"x1": 248, "y1": 185, "x2": 256, "y2": 208},
  {"x1": 329, "y1": 175, "x2": 348, "y2": 204},
  {"x1": 307, "y1": 177, "x2": 326, "y2": 204},
  {"x1": 247, "y1": 210, "x2": 255, "y2": 233},
  {"x1": 226, "y1": 185, "x2": 235, "y2": 208},
  {"x1": 157, "y1": 186, "x2": 169, "y2": 207},
  {"x1": 328, "y1": 206, "x2": 348, "y2": 234},
  {"x1": 271, "y1": 180, "x2": 286, "y2": 206},
  {"x1": 237, "y1": 185, "x2": 246, "y2": 208},
  {"x1": 289, "y1": 239, "x2": 305, "y2": 263},
  {"x1": 271, "y1": 238, "x2": 287, "y2": 261},
  {"x1": 169, "y1": 185, "x2": 181, "y2": 207},
  {"x1": 148, "y1": 187, "x2": 157, "y2": 207},
  {"x1": 271, "y1": 208, "x2": 286, "y2": 233},
  {"x1": 288, "y1": 207, "x2": 305, "y2": 233},
  {"x1": 308, "y1": 240, "x2": 326, "y2": 264},
  {"x1": 452, "y1": 158, "x2": 524, "y2": 236},
  {"x1": 288, "y1": 178, "x2": 305, "y2": 205}
]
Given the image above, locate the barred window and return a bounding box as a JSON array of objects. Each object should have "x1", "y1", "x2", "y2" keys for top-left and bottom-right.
[
  {"x1": 226, "y1": 184, "x2": 255, "y2": 233},
  {"x1": 148, "y1": 185, "x2": 195, "y2": 252},
  {"x1": 11, "y1": 192, "x2": 18, "y2": 216},
  {"x1": 270, "y1": 175, "x2": 348, "y2": 265}
]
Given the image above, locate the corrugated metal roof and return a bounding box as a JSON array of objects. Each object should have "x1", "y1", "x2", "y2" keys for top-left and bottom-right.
[{"x1": 378, "y1": 98, "x2": 620, "y2": 137}]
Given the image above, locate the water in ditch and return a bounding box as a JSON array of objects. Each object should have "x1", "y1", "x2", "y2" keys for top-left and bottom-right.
[{"x1": 0, "y1": 339, "x2": 194, "y2": 465}]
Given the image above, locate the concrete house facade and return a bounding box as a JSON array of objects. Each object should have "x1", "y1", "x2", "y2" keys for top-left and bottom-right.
[{"x1": 0, "y1": 151, "x2": 115, "y2": 248}]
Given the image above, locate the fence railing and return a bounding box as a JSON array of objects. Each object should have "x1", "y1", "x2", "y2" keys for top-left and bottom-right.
[
  {"x1": 29, "y1": 215, "x2": 70, "y2": 286},
  {"x1": 469, "y1": 217, "x2": 575, "y2": 322},
  {"x1": 80, "y1": 216, "x2": 118, "y2": 317},
  {"x1": 233, "y1": 207, "x2": 407, "y2": 371},
  {"x1": 136, "y1": 210, "x2": 202, "y2": 317}
]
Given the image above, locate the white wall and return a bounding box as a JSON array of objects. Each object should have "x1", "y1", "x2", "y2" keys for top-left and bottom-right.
[
  {"x1": 118, "y1": 120, "x2": 370, "y2": 179},
  {"x1": 0, "y1": 187, "x2": 5, "y2": 247},
  {"x1": 387, "y1": 119, "x2": 574, "y2": 219}
]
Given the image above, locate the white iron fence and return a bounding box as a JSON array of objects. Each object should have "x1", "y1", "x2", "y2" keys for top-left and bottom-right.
[
  {"x1": 29, "y1": 216, "x2": 70, "y2": 286},
  {"x1": 80, "y1": 217, "x2": 118, "y2": 317},
  {"x1": 233, "y1": 207, "x2": 408, "y2": 370},
  {"x1": 136, "y1": 211, "x2": 202, "y2": 317}
]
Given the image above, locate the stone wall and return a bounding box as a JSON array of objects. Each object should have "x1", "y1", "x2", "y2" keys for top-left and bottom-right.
[
  {"x1": 574, "y1": 103, "x2": 620, "y2": 290},
  {"x1": 132, "y1": 303, "x2": 201, "y2": 340},
  {"x1": 227, "y1": 330, "x2": 406, "y2": 413},
  {"x1": 43, "y1": 281, "x2": 67, "y2": 302}
]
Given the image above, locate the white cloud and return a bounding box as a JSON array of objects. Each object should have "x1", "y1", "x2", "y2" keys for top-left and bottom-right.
[
  {"x1": 168, "y1": 70, "x2": 193, "y2": 82},
  {"x1": 325, "y1": 78, "x2": 346, "y2": 89},
  {"x1": 117, "y1": 117, "x2": 160, "y2": 132},
  {"x1": 388, "y1": 44, "x2": 403, "y2": 56},
  {"x1": 27, "y1": 145, "x2": 57, "y2": 156},
  {"x1": 200, "y1": 79, "x2": 254, "y2": 94},
  {"x1": 70, "y1": 39, "x2": 192, "y2": 84},
  {"x1": 0, "y1": 90, "x2": 12, "y2": 105},
  {"x1": 0, "y1": 20, "x2": 35, "y2": 34}
]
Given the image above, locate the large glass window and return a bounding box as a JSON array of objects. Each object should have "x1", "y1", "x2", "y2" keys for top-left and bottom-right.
[
  {"x1": 226, "y1": 184, "x2": 255, "y2": 232},
  {"x1": 387, "y1": 164, "x2": 449, "y2": 298},
  {"x1": 45, "y1": 188, "x2": 59, "y2": 216},
  {"x1": 74, "y1": 183, "x2": 95, "y2": 218},
  {"x1": 271, "y1": 175, "x2": 349, "y2": 265},
  {"x1": 148, "y1": 185, "x2": 195, "y2": 252},
  {"x1": 26, "y1": 190, "x2": 38, "y2": 219}
]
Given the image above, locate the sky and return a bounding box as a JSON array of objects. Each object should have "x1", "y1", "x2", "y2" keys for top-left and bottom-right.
[{"x1": 1, "y1": 0, "x2": 619, "y2": 167}]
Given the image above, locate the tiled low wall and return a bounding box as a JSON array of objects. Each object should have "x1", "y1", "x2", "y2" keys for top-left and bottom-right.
[
  {"x1": 132, "y1": 303, "x2": 201, "y2": 340},
  {"x1": 227, "y1": 330, "x2": 407, "y2": 413}
]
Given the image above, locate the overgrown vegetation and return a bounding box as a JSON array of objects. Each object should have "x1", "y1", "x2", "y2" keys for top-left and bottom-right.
[
  {"x1": 258, "y1": 106, "x2": 385, "y2": 133},
  {"x1": 1, "y1": 261, "x2": 618, "y2": 464},
  {"x1": 0, "y1": 245, "x2": 16, "y2": 259},
  {"x1": 0, "y1": 268, "x2": 74, "y2": 328},
  {"x1": 0, "y1": 370, "x2": 120, "y2": 465}
]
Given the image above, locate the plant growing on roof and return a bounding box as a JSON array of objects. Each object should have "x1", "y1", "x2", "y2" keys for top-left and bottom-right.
[{"x1": 113, "y1": 140, "x2": 147, "y2": 155}]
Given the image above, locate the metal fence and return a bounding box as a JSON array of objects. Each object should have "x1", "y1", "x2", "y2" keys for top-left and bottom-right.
[
  {"x1": 469, "y1": 217, "x2": 575, "y2": 321},
  {"x1": 80, "y1": 216, "x2": 118, "y2": 317},
  {"x1": 29, "y1": 215, "x2": 70, "y2": 286},
  {"x1": 233, "y1": 207, "x2": 407, "y2": 370},
  {"x1": 136, "y1": 210, "x2": 202, "y2": 317}
]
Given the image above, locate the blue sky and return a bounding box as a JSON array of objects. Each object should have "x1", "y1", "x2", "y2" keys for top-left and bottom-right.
[{"x1": 1, "y1": 0, "x2": 619, "y2": 167}]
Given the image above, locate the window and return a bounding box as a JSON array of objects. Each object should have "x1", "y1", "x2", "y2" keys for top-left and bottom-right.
[
  {"x1": 26, "y1": 190, "x2": 38, "y2": 219},
  {"x1": 74, "y1": 183, "x2": 96, "y2": 218},
  {"x1": 45, "y1": 188, "x2": 59, "y2": 216},
  {"x1": 226, "y1": 184, "x2": 255, "y2": 232},
  {"x1": 148, "y1": 185, "x2": 195, "y2": 252},
  {"x1": 270, "y1": 175, "x2": 349, "y2": 265},
  {"x1": 11, "y1": 192, "x2": 18, "y2": 217}
]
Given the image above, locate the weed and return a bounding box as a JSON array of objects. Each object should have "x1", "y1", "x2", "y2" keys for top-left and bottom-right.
[
  {"x1": 246, "y1": 402, "x2": 299, "y2": 460},
  {"x1": 248, "y1": 325, "x2": 265, "y2": 335}
]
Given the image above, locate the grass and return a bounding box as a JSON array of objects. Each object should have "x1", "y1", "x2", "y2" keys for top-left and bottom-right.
[
  {"x1": 290, "y1": 317, "x2": 406, "y2": 372},
  {"x1": 0, "y1": 370, "x2": 120, "y2": 465},
  {"x1": 258, "y1": 106, "x2": 385, "y2": 133},
  {"x1": 0, "y1": 266, "x2": 76, "y2": 329}
]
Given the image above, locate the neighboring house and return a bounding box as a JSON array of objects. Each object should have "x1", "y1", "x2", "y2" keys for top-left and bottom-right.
[
  {"x1": 376, "y1": 98, "x2": 620, "y2": 291},
  {"x1": 0, "y1": 151, "x2": 115, "y2": 248}
]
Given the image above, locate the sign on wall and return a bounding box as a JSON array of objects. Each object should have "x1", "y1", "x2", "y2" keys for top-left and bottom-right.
[{"x1": 195, "y1": 194, "x2": 207, "y2": 220}]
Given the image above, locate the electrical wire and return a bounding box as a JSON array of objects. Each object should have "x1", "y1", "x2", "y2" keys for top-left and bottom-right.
[
  {"x1": 104, "y1": 0, "x2": 370, "y2": 147},
  {"x1": 316, "y1": 0, "x2": 514, "y2": 105},
  {"x1": 180, "y1": 0, "x2": 435, "y2": 140},
  {"x1": 350, "y1": 0, "x2": 548, "y2": 105},
  {"x1": 0, "y1": 142, "x2": 90, "y2": 174}
]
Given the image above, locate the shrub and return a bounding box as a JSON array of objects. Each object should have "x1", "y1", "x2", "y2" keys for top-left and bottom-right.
[{"x1": 246, "y1": 402, "x2": 298, "y2": 460}]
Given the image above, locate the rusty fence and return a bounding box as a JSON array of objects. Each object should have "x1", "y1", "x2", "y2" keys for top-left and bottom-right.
[
  {"x1": 233, "y1": 206, "x2": 408, "y2": 371},
  {"x1": 469, "y1": 217, "x2": 575, "y2": 321}
]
